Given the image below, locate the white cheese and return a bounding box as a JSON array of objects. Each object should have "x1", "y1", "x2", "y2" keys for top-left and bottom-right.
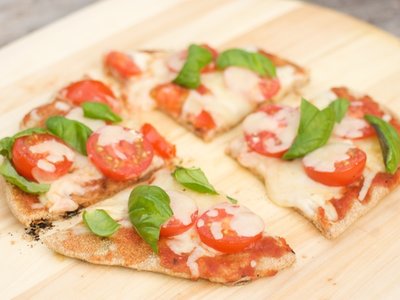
[
  {"x1": 358, "y1": 170, "x2": 376, "y2": 201},
  {"x1": 37, "y1": 159, "x2": 56, "y2": 173},
  {"x1": 334, "y1": 116, "x2": 368, "y2": 139},
  {"x1": 166, "y1": 227, "x2": 197, "y2": 255},
  {"x1": 382, "y1": 114, "x2": 392, "y2": 122},
  {"x1": 97, "y1": 125, "x2": 141, "y2": 146},
  {"x1": 230, "y1": 212, "x2": 264, "y2": 237},
  {"x1": 54, "y1": 101, "x2": 71, "y2": 111},
  {"x1": 250, "y1": 260, "x2": 257, "y2": 268},
  {"x1": 223, "y1": 67, "x2": 264, "y2": 103},
  {"x1": 167, "y1": 190, "x2": 197, "y2": 226},
  {"x1": 40, "y1": 155, "x2": 103, "y2": 213},
  {"x1": 130, "y1": 51, "x2": 152, "y2": 71},
  {"x1": 276, "y1": 65, "x2": 296, "y2": 88},
  {"x1": 312, "y1": 90, "x2": 338, "y2": 109},
  {"x1": 210, "y1": 222, "x2": 223, "y2": 240},
  {"x1": 65, "y1": 107, "x2": 106, "y2": 131},
  {"x1": 30, "y1": 140, "x2": 75, "y2": 163},
  {"x1": 303, "y1": 142, "x2": 354, "y2": 172},
  {"x1": 242, "y1": 107, "x2": 299, "y2": 153},
  {"x1": 228, "y1": 138, "x2": 341, "y2": 221}
]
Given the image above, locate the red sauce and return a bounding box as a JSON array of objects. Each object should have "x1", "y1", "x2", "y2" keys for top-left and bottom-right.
[{"x1": 158, "y1": 235, "x2": 293, "y2": 282}]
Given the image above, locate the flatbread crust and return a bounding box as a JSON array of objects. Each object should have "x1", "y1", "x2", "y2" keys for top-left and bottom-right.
[
  {"x1": 43, "y1": 225, "x2": 295, "y2": 284},
  {"x1": 226, "y1": 86, "x2": 400, "y2": 238}
]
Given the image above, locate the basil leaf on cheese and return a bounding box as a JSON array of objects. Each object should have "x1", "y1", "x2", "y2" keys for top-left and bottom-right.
[
  {"x1": 46, "y1": 116, "x2": 92, "y2": 155},
  {"x1": 128, "y1": 185, "x2": 173, "y2": 253},
  {"x1": 172, "y1": 166, "x2": 218, "y2": 194},
  {"x1": 329, "y1": 98, "x2": 349, "y2": 123},
  {"x1": 365, "y1": 114, "x2": 400, "y2": 174},
  {"x1": 0, "y1": 128, "x2": 48, "y2": 159},
  {"x1": 0, "y1": 158, "x2": 50, "y2": 194},
  {"x1": 173, "y1": 44, "x2": 213, "y2": 89},
  {"x1": 83, "y1": 209, "x2": 120, "y2": 237},
  {"x1": 216, "y1": 48, "x2": 276, "y2": 77},
  {"x1": 283, "y1": 98, "x2": 336, "y2": 160},
  {"x1": 82, "y1": 102, "x2": 122, "y2": 123},
  {"x1": 226, "y1": 195, "x2": 238, "y2": 204}
]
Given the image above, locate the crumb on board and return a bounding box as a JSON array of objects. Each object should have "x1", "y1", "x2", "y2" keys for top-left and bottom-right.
[{"x1": 25, "y1": 219, "x2": 54, "y2": 241}]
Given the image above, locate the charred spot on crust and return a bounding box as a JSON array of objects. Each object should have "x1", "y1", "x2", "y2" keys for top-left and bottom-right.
[
  {"x1": 25, "y1": 219, "x2": 54, "y2": 241},
  {"x1": 62, "y1": 208, "x2": 81, "y2": 219}
]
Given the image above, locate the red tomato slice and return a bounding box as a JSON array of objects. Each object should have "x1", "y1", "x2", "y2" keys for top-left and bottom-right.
[
  {"x1": 160, "y1": 191, "x2": 198, "y2": 238},
  {"x1": 303, "y1": 144, "x2": 367, "y2": 186},
  {"x1": 196, "y1": 204, "x2": 264, "y2": 254},
  {"x1": 196, "y1": 84, "x2": 211, "y2": 95},
  {"x1": 87, "y1": 126, "x2": 154, "y2": 181},
  {"x1": 60, "y1": 79, "x2": 121, "y2": 112},
  {"x1": 151, "y1": 83, "x2": 189, "y2": 117},
  {"x1": 105, "y1": 51, "x2": 141, "y2": 79},
  {"x1": 244, "y1": 105, "x2": 298, "y2": 158},
  {"x1": 193, "y1": 110, "x2": 216, "y2": 131},
  {"x1": 140, "y1": 123, "x2": 176, "y2": 160},
  {"x1": 332, "y1": 89, "x2": 384, "y2": 139},
  {"x1": 259, "y1": 78, "x2": 280, "y2": 100},
  {"x1": 12, "y1": 133, "x2": 74, "y2": 182}
]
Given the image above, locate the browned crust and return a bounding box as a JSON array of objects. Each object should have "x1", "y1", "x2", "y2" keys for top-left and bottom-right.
[
  {"x1": 43, "y1": 226, "x2": 295, "y2": 284},
  {"x1": 2, "y1": 166, "x2": 163, "y2": 226}
]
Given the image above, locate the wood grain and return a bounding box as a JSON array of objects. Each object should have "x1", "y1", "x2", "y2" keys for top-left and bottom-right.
[{"x1": 1, "y1": 0, "x2": 400, "y2": 299}]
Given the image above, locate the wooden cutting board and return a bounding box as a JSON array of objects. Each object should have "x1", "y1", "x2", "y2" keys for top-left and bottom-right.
[{"x1": 1, "y1": 0, "x2": 400, "y2": 299}]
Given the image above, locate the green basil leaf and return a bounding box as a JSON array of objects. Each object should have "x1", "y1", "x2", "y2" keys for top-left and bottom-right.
[
  {"x1": 172, "y1": 166, "x2": 218, "y2": 194},
  {"x1": 0, "y1": 158, "x2": 50, "y2": 194},
  {"x1": 226, "y1": 195, "x2": 238, "y2": 204},
  {"x1": 46, "y1": 116, "x2": 92, "y2": 155},
  {"x1": 216, "y1": 48, "x2": 276, "y2": 77},
  {"x1": 82, "y1": 102, "x2": 122, "y2": 123},
  {"x1": 329, "y1": 98, "x2": 349, "y2": 123},
  {"x1": 83, "y1": 209, "x2": 120, "y2": 237},
  {"x1": 283, "y1": 98, "x2": 335, "y2": 160},
  {"x1": 128, "y1": 185, "x2": 173, "y2": 253},
  {"x1": 173, "y1": 44, "x2": 213, "y2": 89},
  {"x1": 0, "y1": 128, "x2": 48, "y2": 159},
  {"x1": 365, "y1": 114, "x2": 400, "y2": 174}
]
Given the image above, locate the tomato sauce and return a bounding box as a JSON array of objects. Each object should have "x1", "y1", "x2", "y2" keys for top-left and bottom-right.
[{"x1": 158, "y1": 236, "x2": 293, "y2": 281}]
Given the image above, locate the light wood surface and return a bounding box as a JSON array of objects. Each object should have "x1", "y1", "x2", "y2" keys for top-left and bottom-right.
[{"x1": 1, "y1": 0, "x2": 400, "y2": 299}]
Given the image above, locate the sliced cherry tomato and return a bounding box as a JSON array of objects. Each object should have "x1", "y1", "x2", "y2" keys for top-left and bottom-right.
[
  {"x1": 105, "y1": 51, "x2": 141, "y2": 79},
  {"x1": 259, "y1": 78, "x2": 280, "y2": 100},
  {"x1": 244, "y1": 105, "x2": 298, "y2": 158},
  {"x1": 140, "y1": 123, "x2": 176, "y2": 160},
  {"x1": 196, "y1": 204, "x2": 264, "y2": 253},
  {"x1": 193, "y1": 110, "x2": 216, "y2": 131},
  {"x1": 303, "y1": 144, "x2": 367, "y2": 186},
  {"x1": 196, "y1": 84, "x2": 211, "y2": 95},
  {"x1": 87, "y1": 126, "x2": 153, "y2": 181},
  {"x1": 151, "y1": 83, "x2": 189, "y2": 116},
  {"x1": 160, "y1": 191, "x2": 198, "y2": 237},
  {"x1": 12, "y1": 133, "x2": 74, "y2": 182},
  {"x1": 60, "y1": 79, "x2": 121, "y2": 112}
]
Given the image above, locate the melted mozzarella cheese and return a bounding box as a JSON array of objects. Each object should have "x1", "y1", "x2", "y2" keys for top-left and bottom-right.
[
  {"x1": 210, "y1": 222, "x2": 223, "y2": 240},
  {"x1": 97, "y1": 125, "x2": 141, "y2": 146},
  {"x1": 312, "y1": 90, "x2": 338, "y2": 109},
  {"x1": 37, "y1": 159, "x2": 56, "y2": 172},
  {"x1": 243, "y1": 108, "x2": 299, "y2": 153},
  {"x1": 54, "y1": 101, "x2": 71, "y2": 111},
  {"x1": 40, "y1": 155, "x2": 103, "y2": 213},
  {"x1": 228, "y1": 138, "x2": 341, "y2": 221},
  {"x1": 276, "y1": 65, "x2": 296, "y2": 88},
  {"x1": 167, "y1": 190, "x2": 197, "y2": 226},
  {"x1": 30, "y1": 140, "x2": 75, "y2": 162},
  {"x1": 334, "y1": 117, "x2": 368, "y2": 139},
  {"x1": 130, "y1": 51, "x2": 151, "y2": 71},
  {"x1": 182, "y1": 72, "x2": 254, "y2": 128},
  {"x1": 303, "y1": 142, "x2": 353, "y2": 172},
  {"x1": 65, "y1": 107, "x2": 106, "y2": 131},
  {"x1": 230, "y1": 212, "x2": 264, "y2": 237},
  {"x1": 166, "y1": 227, "x2": 197, "y2": 255},
  {"x1": 223, "y1": 67, "x2": 264, "y2": 103}
]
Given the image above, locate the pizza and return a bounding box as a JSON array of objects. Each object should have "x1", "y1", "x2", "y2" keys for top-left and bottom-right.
[
  {"x1": 104, "y1": 44, "x2": 309, "y2": 141},
  {"x1": 1, "y1": 78, "x2": 176, "y2": 226},
  {"x1": 43, "y1": 167, "x2": 295, "y2": 284},
  {"x1": 227, "y1": 87, "x2": 400, "y2": 238}
]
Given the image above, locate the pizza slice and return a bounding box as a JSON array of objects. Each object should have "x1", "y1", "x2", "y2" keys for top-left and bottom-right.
[
  {"x1": 104, "y1": 44, "x2": 309, "y2": 141},
  {"x1": 43, "y1": 167, "x2": 295, "y2": 284},
  {"x1": 227, "y1": 87, "x2": 400, "y2": 238},
  {"x1": 0, "y1": 79, "x2": 176, "y2": 226}
]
